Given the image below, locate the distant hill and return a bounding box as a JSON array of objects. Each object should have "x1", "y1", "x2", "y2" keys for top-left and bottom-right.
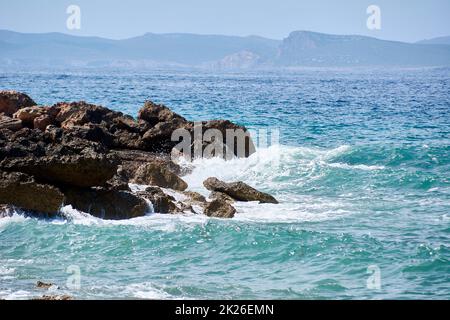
[
  {"x1": 0, "y1": 30, "x2": 280, "y2": 68},
  {"x1": 417, "y1": 36, "x2": 450, "y2": 45},
  {"x1": 276, "y1": 31, "x2": 450, "y2": 67},
  {"x1": 1, "y1": 29, "x2": 449, "y2": 69}
]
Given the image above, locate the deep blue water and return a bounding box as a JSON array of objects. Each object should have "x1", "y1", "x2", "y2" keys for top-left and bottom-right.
[{"x1": 0, "y1": 67, "x2": 449, "y2": 299}]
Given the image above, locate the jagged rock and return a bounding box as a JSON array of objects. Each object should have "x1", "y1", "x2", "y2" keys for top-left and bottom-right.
[
  {"x1": 112, "y1": 149, "x2": 184, "y2": 181},
  {"x1": 33, "y1": 115, "x2": 53, "y2": 131},
  {"x1": 0, "y1": 171, "x2": 64, "y2": 215},
  {"x1": 137, "y1": 186, "x2": 179, "y2": 214},
  {"x1": 209, "y1": 191, "x2": 235, "y2": 203},
  {"x1": 0, "y1": 154, "x2": 118, "y2": 188},
  {"x1": 203, "y1": 177, "x2": 278, "y2": 204},
  {"x1": 183, "y1": 191, "x2": 207, "y2": 204},
  {"x1": 197, "y1": 120, "x2": 256, "y2": 158},
  {"x1": 13, "y1": 105, "x2": 58, "y2": 128},
  {"x1": 132, "y1": 162, "x2": 188, "y2": 191},
  {"x1": 0, "y1": 114, "x2": 22, "y2": 131},
  {"x1": 0, "y1": 91, "x2": 36, "y2": 117},
  {"x1": 64, "y1": 187, "x2": 148, "y2": 220},
  {"x1": 204, "y1": 199, "x2": 236, "y2": 218},
  {"x1": 142, "y1": 120, "x2": 192, "y2": 153},
  {"x1": 138, "y1": 101, "x2": 187, "y2": 125}
]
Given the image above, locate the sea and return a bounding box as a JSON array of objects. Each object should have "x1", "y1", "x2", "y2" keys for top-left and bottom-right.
[{"x1": 0, "y1": 67, "x2": 449, "y2": 299}]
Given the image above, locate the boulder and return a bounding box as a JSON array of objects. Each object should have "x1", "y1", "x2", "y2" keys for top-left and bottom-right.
[
  {"x1": 0, "y1": 171, "x2": 64, "y2": 215},
  {"x1": 138, "y1": 101, "x2": 187, "y2": 125},
  {"x1": 132, "y1": 162, "x2": 188, "y2": 191},
  {"x1": 137, "y1": 186, "x2": 180, "y2": 214},
  {"x1": 198, "y1": 120, "x2": 256, "y2": 158},
  {"x1": 0, "y1": 91, "x2": 36, "y2": 117},
  {"x1": 113, "y1": 149, "x2": 185, "y2": 184},
  {"x1": 209, "y1": 191, "x2": 235, "y2": 203},
  {"x1": 204, "y1": 199, "x2": 236, "y2": 218},
  {"x1": 64, "y1": 187, "x2": 149, "y2": 220},
  {"x1": 203, "y1": 177, "x2": 278, "y2": 204},
  {"x1": 0, "y1": 115, "x2": 22, "y2": 131},
  {"x1": 183, "y1": 191, "x2": 207, "y2": 204}
]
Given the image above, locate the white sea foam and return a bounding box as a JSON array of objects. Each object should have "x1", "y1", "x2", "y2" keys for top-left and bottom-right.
[{"x1": 1, "y1": 144, "x2": 369, "y2": 227}]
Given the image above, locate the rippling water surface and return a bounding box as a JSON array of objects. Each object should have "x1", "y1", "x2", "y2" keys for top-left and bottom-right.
[{"x1": 0, "y1": 67, "x2": 449, "y2": 299}]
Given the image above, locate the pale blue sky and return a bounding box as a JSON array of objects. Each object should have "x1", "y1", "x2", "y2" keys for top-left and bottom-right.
[{"x1": 0, "y1": 0, "x2": 449, "y2": 42}]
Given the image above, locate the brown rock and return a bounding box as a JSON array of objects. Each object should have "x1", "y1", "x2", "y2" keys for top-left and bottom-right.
[
  {"x1": 132, "y1": 162, "x2": 188, "y2": 191},
  {"x1": 36, "y1": 281, "x2": 54, "y2": 289},
  {"x1": 138, "y1": 101, "x2": 187, "y2": 125},
  {"x1": 0, "y1": 91, "x2": 36, "y2": 117},
  {"x1": 0, "y1": 171, "x2": 64, "y2": 215},
  {"x1": 204, "y1": 199, "x2": 236, "y2": 218},
  {"x1": 183, "y1": 191, "x2": 207, "y2": 204},
  {"x1": 13, "y1": 106, "x2": 57, "y2": 128},
  {"x1": 209, "y1": 191, "x2": 235, "y2": 203},
  {"x1": 203, "y1": 177, "x2": 278, "y2": 204},
  {"x1": 64, "y1": 187, "x2": 149, "y2": 220},
  {"x1": 0, "y1": 114, "x2": 22, "y2": 131},
  {"x1": 137, "y1": 186, "x2": 179, "y2": 214},
  {"x1": 33, "y1": 115, "x2": 53, "y2": 131}
]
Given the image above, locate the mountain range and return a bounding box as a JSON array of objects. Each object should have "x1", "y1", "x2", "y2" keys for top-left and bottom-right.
[{"x1": 1, "y1": 29, "x2": 449, "y2": 69}]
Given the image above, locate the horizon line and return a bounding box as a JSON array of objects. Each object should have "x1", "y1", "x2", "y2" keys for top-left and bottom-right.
[{"x1": 2, "y1": 28, "x2": 447, "y2": 44}]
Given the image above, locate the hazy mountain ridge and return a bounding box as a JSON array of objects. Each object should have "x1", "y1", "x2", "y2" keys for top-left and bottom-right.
[{"x1": 1, "y1": 29, "x2": 449, "y2": 69}]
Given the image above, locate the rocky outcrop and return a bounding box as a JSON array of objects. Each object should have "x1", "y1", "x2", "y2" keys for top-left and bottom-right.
[
  {"x1": 204, "y1": 177, "x2": 278, "y2": 204},
  {"x1": 0, "y1": 171, "x2": 64, "y2": 215},
  {"x1": 64, "y1": 187, "x2": 149, "y2": 220},
  {"x1": 204, "y1": 199, "x2": 236, "y2": 218},
  {"x1": 0, "y1": 91, "x2": 259, "y2": 220},
  {"x1": 132, "y1": 162, "x2": 188, "y2": 191},
  {"x1": 0, "y1": 90, "x2": 36, "y2": 117}
]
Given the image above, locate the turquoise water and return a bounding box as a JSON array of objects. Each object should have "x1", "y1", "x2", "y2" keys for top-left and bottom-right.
[{"x1": 0, "y1": 68, "x2": 449, "y2": 299}]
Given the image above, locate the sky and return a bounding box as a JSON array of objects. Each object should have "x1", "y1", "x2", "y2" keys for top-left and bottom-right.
[{"x1": 0, "y1": 0, "x2": 449, "y2": 42}]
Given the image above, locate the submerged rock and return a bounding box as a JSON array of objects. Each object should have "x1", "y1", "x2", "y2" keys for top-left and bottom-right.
[
  {"x1": 204, "y1": 199, "x2": 236, "y2": 218},
  {"x1": 0, "y1": 90, "x2": 36, "y2": 117},
  {"x1": 0, "y1": 171, "x2": 64, "y2": 215},
  {"x1": 36, "y1": 281, "x2": 55, "y2": 289},
  {"x1": 132, "y1": 162, "x2": 188, "y2": 191},
  {"x1": 203, "y1": 177, "x2": 278, "y2": 204}
]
